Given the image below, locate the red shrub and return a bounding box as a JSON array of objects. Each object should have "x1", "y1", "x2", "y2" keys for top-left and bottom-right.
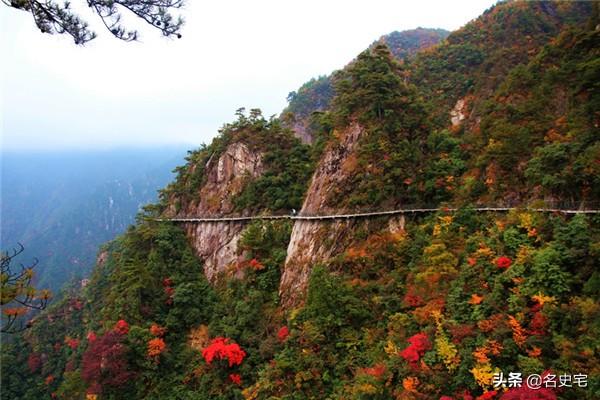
[
  {"x1": 529, "y1": 312, "x2": 547, "y2": 335},
  {"x1": 87, "y1": 331, "x2": 97, "y2": 342},
  {"x1": 164, "y1": 286, "x2": 175, "y2": 305},
  {"x1": 477, "y1": 391, "x2": 497, "y2": 400},
  {"x1": 400, "y1": 333, "x2": 431, "y2": 364},
  {"x1": 277, "y1": 326, "x2": 289, "y2": 342},
  {"x1": 496, "y1": 256, "x2": 512, "y2": 269},
  {"x1": 202, "y1": 337, "x2": 246, "y2": 367},
  {"x1": 248, "y1": 258, "x2": 265, "y2": 271},
  {"x1": 449, "y1": 324, "x2": 475, "y2": 344},
  {"x1": 500, "y1": 386, "x2": 556, "y2": 400},
  {"x1": 114, "y1": 320, "x2": 129, "y2": 335},
  {"x1": 27, "y1": 353, "x2": 42, "y2": 373},
  {"x1": 81, "y1": 330, "x2": 133, "y2": 389},
  {"x1": 229, "y1": 373, "x2": 242, "y2": 385},
  {"x1": 404, "y1": 293, "x2": 424, "y2": 307}
]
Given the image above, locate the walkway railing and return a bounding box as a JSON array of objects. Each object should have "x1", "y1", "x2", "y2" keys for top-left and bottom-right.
[{"x1": 154, "y1": 205, "x2": 600, "y2": 223}]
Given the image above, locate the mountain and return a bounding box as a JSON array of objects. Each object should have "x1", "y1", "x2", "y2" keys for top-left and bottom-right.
[
  {"x1": 1, "y1": 148, "x2": 187, "y2": 292},
  {"x1": 2, "y1": 2, "x2": 599, "y2": 400},
  {"x1": 281, "y1": 27, "x2": 449, "y2": 144}
]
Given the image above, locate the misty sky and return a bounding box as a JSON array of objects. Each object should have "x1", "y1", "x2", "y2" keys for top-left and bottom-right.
[{"x1": 1, "y1": 0, "x2": 496, "y2": 151}]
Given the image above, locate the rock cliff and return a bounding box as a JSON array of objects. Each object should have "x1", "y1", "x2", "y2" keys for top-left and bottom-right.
[
  {"x1": 279, "y1": 123, "x2": 365, "y2": 307},
  {"x1": 178, "y1": 142, "x2": 264, "y2": 281}
]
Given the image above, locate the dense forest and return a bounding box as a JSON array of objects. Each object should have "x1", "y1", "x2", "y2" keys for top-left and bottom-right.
[{"x1": 2, "y1": 1, "x2": 599, "y2": 400}]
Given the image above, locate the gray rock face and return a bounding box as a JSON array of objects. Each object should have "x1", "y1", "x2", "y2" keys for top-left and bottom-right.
[
  {"x1": 179, "y1": 142, "x2": 264, "y2": 281},
  {"x1": 279, "y1": 123, "x2": 365, "y2": 308}
]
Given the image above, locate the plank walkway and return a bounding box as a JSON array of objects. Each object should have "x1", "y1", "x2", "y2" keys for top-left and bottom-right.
[{"x1": 155, "y1": 206, "x2": 600, "y2": 223}]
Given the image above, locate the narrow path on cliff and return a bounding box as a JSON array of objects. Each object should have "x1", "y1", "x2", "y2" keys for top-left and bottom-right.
[{"x1": 153, "y1": 205, "x2": 600, "y2": 223}]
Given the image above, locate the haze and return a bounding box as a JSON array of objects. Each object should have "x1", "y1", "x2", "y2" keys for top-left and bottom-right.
[{"x1": 1, "y1": 0, "x2": 496, "y2": 151}]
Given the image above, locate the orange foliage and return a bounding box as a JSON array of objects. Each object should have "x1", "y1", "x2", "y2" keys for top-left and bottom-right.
[
  {"x1": 473, "y1": 347, "x2": 490, "y2": 364},
  {"x1": 508, "y1": 316, "x2": 527, "y2": 347},
  {"x1": 469, "y1": 294, "x2": 484, "y2": 305},
  {"x1": 150, "y1": 324, "x2": 167, "y2": 337},
  {"x1": 248, "y1": 258, "x2": 265, "y2": 271},
  {"x1": 473, "y1": 340, "x2": 503, "y2": 364},
  {"x1": 402, "y1": 376, "x2": 419, "y2": 392},
  {"x1": 488, "y1": 340, "x2": 502, "y2": 356},
  {"x1": 346, "y1": 247, "x2": 368, "y2": 259},
  {"x1": 413, "y1": 299, "x2": 445, "y2": 324},
  {"x1": 147, "y1": 338, "x2": 166, "y2": 358},
  {"x1": 477, "y1": 314, "x2": 505, "y2": 333},
  {"x1": 362, "y1": 363, "x2": 386, "y2": 379},
  {"x1": 527, "y1": 346, "x2": 542, "y2": 358},
  {"x1": 2, "y1": 307, "x2": 28, "y2": 317}
]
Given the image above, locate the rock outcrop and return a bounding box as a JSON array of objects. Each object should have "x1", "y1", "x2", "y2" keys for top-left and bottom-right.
[
  {"x1": 279, "y1": 123, "x2": 365, "y2": 307},
  {"x1": 179, "y1": 142, "x2": 264, "y2": 281}
]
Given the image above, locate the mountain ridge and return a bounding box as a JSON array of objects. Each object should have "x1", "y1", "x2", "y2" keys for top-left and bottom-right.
[{"x1": 2, "y1": 2, "x2": 599, "y2": 399}]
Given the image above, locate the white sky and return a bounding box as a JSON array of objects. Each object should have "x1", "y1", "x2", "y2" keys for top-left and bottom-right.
[{"x1": 1, "y1": 0, "x2": 496, "y2": 151}]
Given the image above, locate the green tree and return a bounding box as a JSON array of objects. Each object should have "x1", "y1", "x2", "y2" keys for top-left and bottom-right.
[{"x1": 3, "y1": 0, "x2": 184, "y2": 44}]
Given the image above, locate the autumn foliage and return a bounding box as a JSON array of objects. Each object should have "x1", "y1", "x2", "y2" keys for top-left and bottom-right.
[
  {"x1": 229, "y1": 373, "x2": 242, "y2": 385},
  {"x1": 277, "y1": 326, "x2": 289, "y2": 342},
  {"x1": 496, "y1": 256, "x2": 512, "y2": 270},
  {"x1": 113, "y1": 319, "x2": 129, "y2": 335},
  {"x1": 147, "y1": 338, "x2": 166, "y2": 358},
  {"x1": 81, "y1": 331, "x2": 132, "y2": 390},
  {"x1": 400, "y1": 332, "x2": 431, "y2": 364},
  {"x1": 201, "y1": 337, "x2": 246, "y2": 367}
]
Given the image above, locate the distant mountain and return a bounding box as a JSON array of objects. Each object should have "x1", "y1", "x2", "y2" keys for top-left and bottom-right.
[
  {"x1": 281, "y1": 28, "x2": 449, "y2": 144},
  {"x1": 0, "y1": 148, "x2": 187, "y2": 292},
  {"x1": 377, "y1": 27, "x2": 450, "y2": 60}
]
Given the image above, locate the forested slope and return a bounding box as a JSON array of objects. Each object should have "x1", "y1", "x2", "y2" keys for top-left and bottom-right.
[{"x1": 2, "y1": 2, "x2": 599, "y2": 400}]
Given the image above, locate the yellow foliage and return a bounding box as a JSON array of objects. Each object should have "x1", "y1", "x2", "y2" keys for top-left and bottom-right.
[
  {"x1": 432, "y1": 224, "x2": 442, "y2": 237},
  {"x1": 470, "y1": 362, "x2": 498, "y2": 389},
  {"x1": 432, "y1": 311, "x2": 460, "y2": 371},
  {"x1": 515, "y1": 246, "x2": 532, "y2": 265},
  {"x1": 532, "y1": 293, "x2": 556, "y2": 307},
  {"x1": 518, "y1": 213, "x2": 533, "y2": 230},
  {"x1": 436, "y1": 334, "x2": 459, "y2": 372},
  {"x1": 474, "y1": 244, "x2": 494, "y2": 260},
  {"x1": 355, "y1": 383, "x2": 378, "y2": 395},
  {"x1": 242, "y1": 384, "x2": 259, "y2": 400},
  {"x1": 188, "y1": 324, "x2": 210, "y2": 352},
  {"x1": 570, "y1": 296, "x2": 600, "y2": 319},
  {"x1": 518, "y1": 212, "x2": 538, "y2": 237},
  {"x1": 438, "y1": 215, "x2": 453, "y2": 227},
  {"x1": 385, "y1": 340, "x2": 399, "y2": 356}
]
